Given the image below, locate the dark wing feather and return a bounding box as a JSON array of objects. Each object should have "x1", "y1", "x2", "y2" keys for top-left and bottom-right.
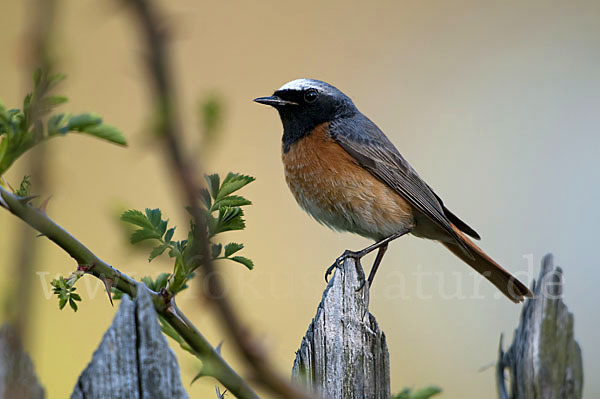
[
  {"x1": 441, "y1": 206, "x2": 481, "y2": 240},
  {"x1": 329, "y1": 114, "x2": 473, "y2": 254},
  {"x1": 428, "y1": 187, "x2": 481, "y2": 240}
]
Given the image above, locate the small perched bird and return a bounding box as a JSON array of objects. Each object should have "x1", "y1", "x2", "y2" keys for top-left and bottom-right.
[{"x1": 254, "y1": 79, "x2": 532, "y2": 303}]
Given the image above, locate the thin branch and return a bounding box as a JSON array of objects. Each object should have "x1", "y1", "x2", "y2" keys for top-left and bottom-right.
[
  {"x1": 122, "y1": 0, "x2": 314, "y2": 398},
  {"x1": 0, "y1": 186, "x2": 257, "y2": 399}
]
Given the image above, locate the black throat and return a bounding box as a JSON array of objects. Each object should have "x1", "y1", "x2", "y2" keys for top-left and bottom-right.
[
  {"x1": 279, "y1": 110, "x2": 322, "y2": 153},
  {"x1": 278, "y1": 103, "x2": 356, "y2": 153}
]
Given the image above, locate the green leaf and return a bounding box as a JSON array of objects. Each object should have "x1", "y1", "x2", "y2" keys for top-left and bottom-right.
[
  {"x1": 145, "y1": 208, "x2": 162, "y2": 228},
  {"x1": 68, "y1": 113, "x2": 102, "y2": 130},
  {"x1": 224, "y1": 243, "x2": 243, "y2": 257},
  {"x1": 51, "y1": 275, "x2": 83, "y2": 312},
  {"x1": 123, "y1": 209, "x2": 176, "y2": 264},
  {"x1": 149, "y1": 244, "x2": 168, "y2": 262},
  {"x1": 410, "y1": 386, "x2": 442, "y2": 399},
  {"x1": 229, "y1": 256, "x2": 253, "y2": 270},
  {"x1": 142, "y1": 208, "x2": 168, "y2": 237},
  {"x1": 214, "y1": 207, "x2": 245, "y2": 234},
  {"x1": 66, "y1": 113, "x2": 126, "y2": 145},
  {"x1": 23, "y1": 93, "x2": 32, "y2": 112},
  {"x1": 141, "y1": 276, "x2": 154, "y2": 288},
  {"x1": 51, "y1": 276, "x2": 66, "y2": 289},
  {"x1": 198, "y1": 94, "x2": 223, "y2": 137},
  {"x1": 172, "y1": 257, "x2": 186, "y2": 282},
  {"x1": 158, "y1": 220, "x2": 168, "y2": 236},
  {"x1": 164, "y1": 227, "x2": 176, "y2": 243},
  {"x1": 217, "y1": 173, "x2": 255, "y2": 200},
  {"x1": 45, "y1": 95, "x2": 68, "y2": 107},
  {"x1": 154, "y1": 273, "x2": 170, "y2": 290},
  {"x1": 211, "y1": 243, "x2": 222, "y2": 258},
  {"x1": 212, "y1": 195, "x2": 251, "y2": 210},
  {"x1": 205, "y1": 174, "x2": 220, "y2": 199},
  {"x1": 130, "y1": 229, "x2": 162, "y2": 244},
  {"x1": 70, "y1": 293, "x2": 82, "y2": 301},
  {"x1": 15, "y1": 175, "x2": 31, "y2": 197},
  {"x1": 79, "y1": 123, "x2": 127, "y2": 146},
  {"x1": 393, "y1": 386, "x2": 442, "y2": 399},
  {"x1": 8, "y1": 110, "x2": 24, "y2": 135},
  {"x1": 47, "y1": 73, "x2": 66, "y2": 90},
  {"x1": 121, "y1": 209, "x2": 154, "y2": 230},
  {"x1": 47, "y1": 113, "x2": 69, "y2": 135}
]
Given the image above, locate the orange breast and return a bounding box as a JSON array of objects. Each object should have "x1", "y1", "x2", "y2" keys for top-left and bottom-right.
[{"x1": 281, "y1": 123, "x2": 414, "y2": 240}]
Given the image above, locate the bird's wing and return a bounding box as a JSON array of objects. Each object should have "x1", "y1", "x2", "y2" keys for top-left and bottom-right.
[{"x1": 329, "y1": 114, "x2": 474, "y2": 254}]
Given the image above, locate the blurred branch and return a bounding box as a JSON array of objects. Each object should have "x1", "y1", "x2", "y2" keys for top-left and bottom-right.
[
  {"x1": 122, "y1": 0, "x2": 314, "y2": 397},
  {"x1": 8, "y1": 0, "x2": 57, "y2": 342},
  {"x1": 0, "y1": 185, "x2": 257, "y2": 399}
]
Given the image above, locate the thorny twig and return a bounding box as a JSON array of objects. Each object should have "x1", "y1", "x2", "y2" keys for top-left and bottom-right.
[{"x1": 0, "y1": 186, "x2": 256, "y2": 398}]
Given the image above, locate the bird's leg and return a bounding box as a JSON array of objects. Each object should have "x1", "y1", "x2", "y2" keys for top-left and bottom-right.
[
  {"x1": 325, "y1": 228, "x2": 410, "y2": 284},
  {"x1": 355, "y1": 244, "x2": 389, "y2": 291},
  {"x1": 368, "y1": 244, "x2": 388, "y2": 287}
]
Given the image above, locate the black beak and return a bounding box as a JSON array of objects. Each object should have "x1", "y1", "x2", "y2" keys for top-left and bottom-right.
[{"x1": 253, "y1": 96, "x2": 298, "y2": 107}]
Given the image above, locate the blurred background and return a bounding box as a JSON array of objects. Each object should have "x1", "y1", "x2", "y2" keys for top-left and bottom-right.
[{"x1": 1, "y1": 0, "x2": 599, "y2": 397}]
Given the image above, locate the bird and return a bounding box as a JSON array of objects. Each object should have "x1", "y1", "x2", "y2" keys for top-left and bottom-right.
[{"x1": 254, "y1": 79, "x2": 533, "y2": 303}]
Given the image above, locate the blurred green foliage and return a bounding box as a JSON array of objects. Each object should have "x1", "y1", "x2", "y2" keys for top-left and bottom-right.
[
  {"x1": 393, "y1": 385, "x2": 442, "y2": 399},
  {"x1": 0, "y1": 69, "x2": 126, "y2": 177},
  {"x1": 198, "y1": 93, "x2": 224, "y2": 142}
]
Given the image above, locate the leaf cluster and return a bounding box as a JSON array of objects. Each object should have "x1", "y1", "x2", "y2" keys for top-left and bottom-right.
[
  {"x1": 119, "y1": 172, "x2": 254, "y2": 296},
  {"x1": 0, "y1": 69, "x2": 126, "y2": 176},
  {"x1": 202, "y1": 172, "x2": 255, "y2": 268},
  {"x1": 51, "y1": 274, "x2": 83, "y2": 312},
  {"x1": 15, "y1": 175, "x2": 31, "y2": 197}
]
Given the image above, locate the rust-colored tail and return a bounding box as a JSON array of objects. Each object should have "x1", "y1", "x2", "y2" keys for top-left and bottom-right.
[{"x1": 442, "y1": 225, "x2": 533, "y2": 303}]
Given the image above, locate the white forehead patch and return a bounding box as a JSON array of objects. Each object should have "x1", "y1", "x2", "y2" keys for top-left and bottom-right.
[
  {"x1": 277, "y1": 79, "x2": 315, "y2": 91},
  {"x1": 277, "y1": 79, "x2": 333, "y2": 94}
]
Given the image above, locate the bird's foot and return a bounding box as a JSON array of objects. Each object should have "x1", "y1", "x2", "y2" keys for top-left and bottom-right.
[{"x1": 324, "y1": 249, "x2": 367, "y2": 289}]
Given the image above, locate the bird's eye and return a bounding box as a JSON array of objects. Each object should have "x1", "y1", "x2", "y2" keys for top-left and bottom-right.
[{"x1": 304, "y1": 89, "x2": 319, "y2": 103}]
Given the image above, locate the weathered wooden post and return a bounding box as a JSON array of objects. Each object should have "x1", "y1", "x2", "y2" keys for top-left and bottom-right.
[
  {"x1": 0, "y1": 325, "x2": 45, "y2": 399},
  {"x1": 72, "y1": 283, "x2": 188, "y2": 399},
  {"x1": 496, "y1": 254, "x2": 583, "y2": 399},
  {"x1": 292, "y1": 258, "x2": 390, "y2": 398}
]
